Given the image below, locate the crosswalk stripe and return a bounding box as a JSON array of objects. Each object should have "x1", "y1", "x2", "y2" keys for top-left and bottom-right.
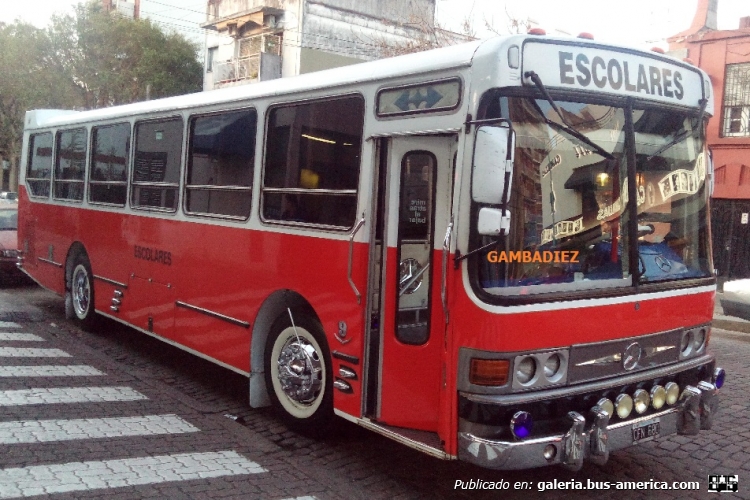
[
  {"x1": 0, "y1": 450, "x2": 266, "y2": 498},
  {"x1": 0, "y1": 365, "x2": 104, "y2": 377},
  {"x1": 0, "y1": 322, "x2": 21, "y2": 329},
  {"x1": 0, "y1": 386, "x2": 147, "y2": 406},
  {"x1": 0, "y1": 333, "x2": 44, "y2": 342},
  {"x1": 0, "y1": 347, "x2": 71, "y2": 358},
  {"x1": 0, "y1": 414, "x2": 199, "y2": 444}
]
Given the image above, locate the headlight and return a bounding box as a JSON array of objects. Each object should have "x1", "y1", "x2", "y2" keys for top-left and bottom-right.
[
  {"x1": 1, "y1": 249, "x2": 18, "y2": 258},
  {"x1": 650, "y1": 385, "x2": 667, "y2": 410},
  {"x1": 633, "y1": 389, "x2": 650, "y2": 414},
  {"x1": 693, "y1": 327, "x2": 707, "y2": 352},
  {"x1": 544, "y1": 353, "x2": 562, "y2": 380},
  {"x1": 665, "y1": 382, "x2": 680, "y2": 405},
  {"x1": 680, "y1": 330, "x2": 693, "y2": 357},
  {"x1": 515, "y1": 356, "x2": 536, "y2": 385},
  {"x1": 615, "y1": 393, "x2": 633, "y2": 419}
]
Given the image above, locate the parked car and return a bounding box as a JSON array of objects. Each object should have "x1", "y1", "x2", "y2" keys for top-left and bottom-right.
[
  {"x1": 721, "y1": 279, "x2": 750, "y2": 322},
  {"x1": 0, "y1": 204, "x2": 20, "y2": 279},
  {"x1": 0, "y1": 191, "x2": 18, "y2": 202}
]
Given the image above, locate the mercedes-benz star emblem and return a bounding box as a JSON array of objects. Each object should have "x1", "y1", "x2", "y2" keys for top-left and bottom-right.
[
  {"x1": 654, "y1": 255, "x2": 672, "y2": 273},
  {"x1": 622, "y1": 342, "x2": 643, "y2": 371}
]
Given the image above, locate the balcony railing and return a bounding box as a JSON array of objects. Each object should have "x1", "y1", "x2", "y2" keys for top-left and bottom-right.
[{"x1": 215, "y1": 55, "x2": 260, "y2": 83}]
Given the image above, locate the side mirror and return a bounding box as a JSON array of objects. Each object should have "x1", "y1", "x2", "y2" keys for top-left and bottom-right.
[
  {"x1": 472, "y1": 125, "x2": 515, "y2": 204},
  {"x1": 478, "y1": 207, "x2": 511, "y2": 236}
]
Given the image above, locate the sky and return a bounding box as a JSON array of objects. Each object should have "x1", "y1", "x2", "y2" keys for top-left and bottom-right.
[{"x1": 0, "y1": 0, "x2": 748, "y2": 51}]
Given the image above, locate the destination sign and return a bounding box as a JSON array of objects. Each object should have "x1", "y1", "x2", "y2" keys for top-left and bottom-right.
[{"x1": 522, "y1": 42, "x2": 705, "y2": 107}]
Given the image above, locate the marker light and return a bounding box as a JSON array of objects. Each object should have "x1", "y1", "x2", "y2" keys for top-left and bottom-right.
[
  {"x1": 665, "y1": 382, "x2": 680, "y2": 405},
  {"x1": 597, "y1": 398, "x2": 614, "y2": 418},
  {"x1": 633, "y1": 389, "x2": 650, "y2": 414},
  {"x1": 651, "y1": 47, "x2": 665, "y2": 54},
  {"x1": 528, "y1": 28, "x2": 547, "y2": 36},
  {"x1": 650, "y1": 385, "x2": 667, "y2": 410},
  {"x1": 577, "y1": 32, "x2": 594, "y2": 39},
  {"x1": 469, "y1": 359, "x2": 509, "y2": 386},
  {"x1": 510, "y1": 411, "x2": 533, "y2": 439},
  {"x1": 615, "y1": 394, "x2": 633, "y2": 419},
  {"x1": 713, "y1": 367, "x2": 726, "y2": 389}
]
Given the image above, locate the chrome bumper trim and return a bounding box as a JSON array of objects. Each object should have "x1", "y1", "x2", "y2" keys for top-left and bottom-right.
[{"x1": 458, "y1": 384, "x2": 718, "y2": 470}]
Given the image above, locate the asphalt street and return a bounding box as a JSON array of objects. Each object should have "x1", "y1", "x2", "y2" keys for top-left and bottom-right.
[{"x1": 0, "y1": 281, "x2": 748, "y2": 499}]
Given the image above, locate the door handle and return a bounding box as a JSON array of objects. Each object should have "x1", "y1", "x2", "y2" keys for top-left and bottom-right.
[
  {"x1": 348, "y1": 214, "x2": 366, "y2": 304},
  {"x1": 441, "y1": 218, "x2": 453, "y2": 323}
]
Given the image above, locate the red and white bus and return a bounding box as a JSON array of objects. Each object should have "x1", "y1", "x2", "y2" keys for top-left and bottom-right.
[{"x1": 19, "y1": 33, "x2": 725, "y2": 470}]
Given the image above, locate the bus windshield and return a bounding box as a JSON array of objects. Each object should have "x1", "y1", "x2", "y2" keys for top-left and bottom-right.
[{"x1": 473, "y1": 95, "x2": 712, "y2": 297}]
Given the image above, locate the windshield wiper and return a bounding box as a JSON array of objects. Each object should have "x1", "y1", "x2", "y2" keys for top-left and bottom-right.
[
  {"x1": 524, "y1": 71, "x2": 615, "y2": 161},
  {"x1": 646, "y1": 98, "x2": 707, "y2": 161}
]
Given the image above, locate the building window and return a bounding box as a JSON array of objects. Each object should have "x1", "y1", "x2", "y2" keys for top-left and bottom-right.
[
  {"x1": 206, "y1": 46, "x2": 218, "y2": 72},
  {"x1": 262, "y1": 95, "x2": 364, "y2": 228},
  {"x1": 723, "y1": 62, "x2": 750, "y2": 137},
  {"x1": 131, "y1": 117, "x2": 183, "y2": 211},
  {"x1": 89, "y1": 122, "x2": 130, "y2": 206},
  {"x1": 54, "y1": 128, "x2": 87, "y2": 201},
  {"x1": 185, "y1": 109, "x2": 256, "y2": 218}
]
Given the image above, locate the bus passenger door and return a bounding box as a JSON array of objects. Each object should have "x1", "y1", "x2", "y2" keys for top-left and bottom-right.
[{"x1": 366, "y1": 135, "x2": 455, "y2": 433}]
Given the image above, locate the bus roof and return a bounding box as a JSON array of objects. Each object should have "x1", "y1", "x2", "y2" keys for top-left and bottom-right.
[{"x1": 25, "y1": 34, "x2": 711, "y2": 130}]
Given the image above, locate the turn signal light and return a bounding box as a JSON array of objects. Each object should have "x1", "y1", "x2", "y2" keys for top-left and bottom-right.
[{"x1": 470, "y1": 359, "x2": 509, "y2": 386}]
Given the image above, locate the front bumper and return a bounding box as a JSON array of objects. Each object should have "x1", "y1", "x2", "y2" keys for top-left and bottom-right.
[{"x1": 459, "y1": 375, "x2": 720, "y2": 470}]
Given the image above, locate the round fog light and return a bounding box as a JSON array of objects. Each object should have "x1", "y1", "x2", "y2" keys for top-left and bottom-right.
[
  {"x1": 665, "y1": 382, "x2": 680, "y2": 405},
  {"x1": 596, "y1": 397, "x2": 614, "y2": 418},
  {"x1": 543, "y1": 444, "x2": 557, "y2": 461},
  {"x1": 633, "y1": 389, "x2": 650, "y2": 414},
  {"x1": 510, "y1": 411, "x2": 533, "y2": 439},
  {"x1": 615, "y1": 394, "x2": 633, "y2": 419},
  {"x1": 650, "y1": 385, "x2": 667, "y2": 410}
]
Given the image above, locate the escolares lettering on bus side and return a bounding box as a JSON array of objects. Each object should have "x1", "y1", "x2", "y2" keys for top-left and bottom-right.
[
  {"x1": 133, "y1": 245, "x2": 172, "y2": 266},
  {"x1": 558, "y1": 51, "x2": 684, "y2": 100}
]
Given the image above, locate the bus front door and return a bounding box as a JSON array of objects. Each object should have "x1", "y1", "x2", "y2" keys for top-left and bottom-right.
[{"x1": 366, "y1": 135, "x2": 455, "y2": 433}]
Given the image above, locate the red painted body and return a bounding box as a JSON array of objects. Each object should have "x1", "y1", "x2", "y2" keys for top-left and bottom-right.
[{"x1": 18, "y1": 184, "x2": 715, "y2": 457}]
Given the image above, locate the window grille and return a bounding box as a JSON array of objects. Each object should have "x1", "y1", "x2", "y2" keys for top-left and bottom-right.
[{"x1": 723, "y1": 62, "x2": 750, "y2": 137}]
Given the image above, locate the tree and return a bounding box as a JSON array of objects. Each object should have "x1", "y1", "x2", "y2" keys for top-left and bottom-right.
[
  {"x1": 47, "y1": 2, "x2": 203, "y2": 109},
  {"x1": 0, "y1": 2, "x2": 203, "y2": 191}
]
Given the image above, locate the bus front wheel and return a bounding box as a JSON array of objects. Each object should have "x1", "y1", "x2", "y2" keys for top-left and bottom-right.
[{"x1": 264, "y1": 313, "x2": 333, "y2": 434}]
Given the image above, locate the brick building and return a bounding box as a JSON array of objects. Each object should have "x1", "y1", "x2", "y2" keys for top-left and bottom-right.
[{"x1": 668, "y1": 0, "x2": 750, "y2": 281}]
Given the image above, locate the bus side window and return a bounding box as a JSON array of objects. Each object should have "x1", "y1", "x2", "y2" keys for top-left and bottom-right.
[
  {"x1": 27, "y1": 132, "x2": 54, "y2": 198},
  {"x1": 131, "y1": 117, "x2": 183, "y2": 212},
  {"x1": 185, "y1": 109, "x2": 256, "y2": 219},
  {"x1": 89, "y1": 122, "x2": 130, "y2": 206},
  {"x1": 54, "y1": 128, "x2": 87, "y2": 202},
  {"x1": 261, "y1": 95, "x2": 364, "y2": 228}
]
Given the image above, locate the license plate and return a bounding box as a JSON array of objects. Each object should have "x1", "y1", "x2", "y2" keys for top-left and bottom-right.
[{"x1": 632, "y1": 418, "x2": 660, "y2": 443}]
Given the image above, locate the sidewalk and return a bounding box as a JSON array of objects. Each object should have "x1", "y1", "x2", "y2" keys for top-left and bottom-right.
[{"x1": 713, "y1": 291, "x2": 750, "y2": 333}]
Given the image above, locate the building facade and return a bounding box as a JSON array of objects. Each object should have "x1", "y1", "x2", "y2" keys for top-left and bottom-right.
[
  {"x1": 201, "y1": 0, "x2": 448, "y2": 90},
  {"x1": 668, "y1": 0, "x2": 750, "y2": 281}
]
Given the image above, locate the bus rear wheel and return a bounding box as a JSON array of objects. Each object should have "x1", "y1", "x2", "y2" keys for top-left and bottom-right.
[
  {"x1": 67, "y1": 253, "x2": 97, "y2": 331},
  {"x1": 264, "y1": 313, "x2": 333, "y2": 434}
]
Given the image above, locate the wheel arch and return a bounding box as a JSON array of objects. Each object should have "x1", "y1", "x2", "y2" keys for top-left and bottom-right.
[
  {"x1": 249, "y1": 289, "x2": 322, "y2": 408},
  {"x1": 64, "y1": 241, "x2": 89, "y2": 288}
]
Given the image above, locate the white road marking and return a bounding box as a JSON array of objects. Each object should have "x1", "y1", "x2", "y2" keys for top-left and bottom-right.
[
  {"x1": 0, "y1": 333, "x2": 44, "y2": 342},
  {"x1": 0, "y1": 386, "x2": 147, "y2": 406},
  {"x1": 0, "y1": 450, "x2": 266, "y2": 498},
  {"x1": 0, "y1": 322, "x2": 21, "y2": 329},
  {"x1": 0, "y1": 414, "x2": 199, "y2": 444},
  {"x1": 0, "y1": 365, "x2": 105, "y2": 377},
  {"x1": 0, "y1": 348, "x2": 71, "y2": 358}
]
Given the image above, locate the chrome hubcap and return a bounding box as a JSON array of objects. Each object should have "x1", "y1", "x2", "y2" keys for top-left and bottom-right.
[
  {"x1": 72, "y1": 267, "x2": 90, "y2": 317},
  {"x1": 276, "y1": 336, "x2": 322, "y2": 405}
]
